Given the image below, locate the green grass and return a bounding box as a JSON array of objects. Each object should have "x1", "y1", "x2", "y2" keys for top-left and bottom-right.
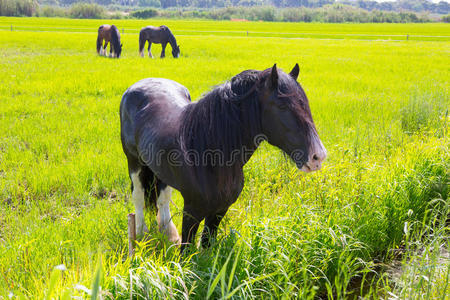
[
  {"x1": 1, "y1": 17, "x2": 450, "y2": 41},
  {"x1": 0, "y1": 17, "x2": 449, "y2": 298}
]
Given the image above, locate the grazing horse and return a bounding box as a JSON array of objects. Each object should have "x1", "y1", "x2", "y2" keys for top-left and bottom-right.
[
  {"x1": 120, "y1": 64, "x2": 326, "y2": 251},
  {"x1": 139, "y1": 25, "x2": 180, "y2": 58},
  {"x1": 97, "y1": 24, "x2": 122, "y2": 58}
]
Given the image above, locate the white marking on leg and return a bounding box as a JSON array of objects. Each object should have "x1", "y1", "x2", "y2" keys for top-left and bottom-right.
[
  {"x1": 157, "y1": 186, "x2": 180, "y2": 244},
  {"x1": 131, "y1": 171, "x2": 148, "y2": 236}
]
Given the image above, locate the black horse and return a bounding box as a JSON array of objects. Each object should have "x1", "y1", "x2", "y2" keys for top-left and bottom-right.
[
  {"x1": 139, "y1": 25, "x2": 180, "y2": 58},
  {"x1": 120, "y1": 64, "x2": 326, "y2": 251},
  {"x1": 96, "y1": 24, "x2": 122, "y2": 58}
]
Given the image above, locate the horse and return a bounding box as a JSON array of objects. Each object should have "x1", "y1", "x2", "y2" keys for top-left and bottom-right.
[
  {"x1": 120, "y1": 64, "x2": 326, "y2": 251},
  {"x1": 96, "y1": 24, "x2": 122, "y2": 58},
  {"x1": 139, "y1": 25, "x2": 180, "y2": 58}
]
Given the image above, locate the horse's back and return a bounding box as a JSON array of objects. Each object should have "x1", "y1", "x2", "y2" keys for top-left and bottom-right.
[
  {"x1": 98, "y1": 24, "x2": 110, "y2": 32},
  {"x1": 122, "y1": 78, "x2": 190, "y2": 110},
  {"x1": 98, "y1": 24, "x2": 111, "y2": 40},
  {"x1": 141, "y1": 26, "x2": 158, "y2": 34},
  {"x1": 120, "y1": 78, "x2": 191, "y2": 157},
  {"x1": 140, "y1": 26, "x2": 168, "y2": 43}
]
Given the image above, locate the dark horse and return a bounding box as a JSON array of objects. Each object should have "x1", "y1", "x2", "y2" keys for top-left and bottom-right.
[
  {"x1": 139, "y1": 25, "x2": 180, "y2": 58},
  {"x1": 120, "y1": 64, "x2": 326, "y2": 251},
  {"x1": 97, "y1": 24, "x2": 122, "y2": 58}
]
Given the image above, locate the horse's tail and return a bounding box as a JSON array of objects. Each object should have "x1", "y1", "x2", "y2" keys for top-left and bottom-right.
[
  {"x1": 96, "y1": 34, "x2": 102, "y2": 54},
  {"x1": 97, "y1": 25, "x2": 104, "y2": 54},
  {"x1": 139, "y1": 30, "x2": 145, "y2": 56}
]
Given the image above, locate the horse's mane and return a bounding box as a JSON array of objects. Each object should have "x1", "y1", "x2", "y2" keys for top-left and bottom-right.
[
  {"x1": 179, "y1": 70, "x2": 264, "y2": 196},
  {"x1": 110, "y1": 25, "x2": 121, "y2": 52},
  {"x1": 161, "y1": 25, "x2": 177, "y2": 46}
]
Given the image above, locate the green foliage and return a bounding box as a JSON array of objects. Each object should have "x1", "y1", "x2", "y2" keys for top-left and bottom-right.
[
  {"x1": 0, "y1": 0, "x2": 37, "y2": 16},
  {"x1": 130, "y1": 7, "x2": 158, "y2": 18},
  {"x1": 36, "y1": 5, "x2": 66, "y2": 17},
  {"x1": 26, "y1": 0, "x2": 450, "y2": 14},
  {"x1": 138, "y1": 0, "x2": 161, "y2": 8},
  {"x1": 69, "y1": 2, "x2": 105, "y2": 19},
  {"x1": 157, "y1": 5, "x2": 430, "y2": 23},
  {"x1": 0, "y1": 18, "x2": 448, "y2": 298}
]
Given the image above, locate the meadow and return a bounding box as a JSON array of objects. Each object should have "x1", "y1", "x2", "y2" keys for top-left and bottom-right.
[{"x1": 0, "y1": 17, "x2": 449, "y2": 298}]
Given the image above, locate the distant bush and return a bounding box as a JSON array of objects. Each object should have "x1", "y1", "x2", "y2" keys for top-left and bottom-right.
[
  {"x1": 0, "y1": 0, "x2": 37, "y2": 16},
  {"x1": 138, "y1": 0, "x2": 161, "y2": 8},
  {"x1": 130, "y1": 8, "x2": 158, "y2": 18},
  {"x1": 36, "y1": 5, "x2": 66, "y2": 17},
  {"x1": 443, "y1": 14, "x2": 450, "y2": 22},
  {"x1": 254, "y1": 6, "x2": 275, "y2": 21},
  {"x1": 158, "y1": 5, "x2": 429, "y2": 23},
  {"x1": 69, "y1": 2, "x2": 105, "y2": 19},
  {"x1": 108, "y1": 11, "x2": 125, "y2": 19}
]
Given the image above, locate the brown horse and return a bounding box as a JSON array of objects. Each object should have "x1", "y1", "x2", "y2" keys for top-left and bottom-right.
[
  {"x1": 97, "y1": 24, "x2": 122, "y2": 58},
  {"x1": 139, "y1": 25, "x2": 180, "y2": 58},
  {"x1": 120, "y1": 64, "x2": 326, "y2": 252}
]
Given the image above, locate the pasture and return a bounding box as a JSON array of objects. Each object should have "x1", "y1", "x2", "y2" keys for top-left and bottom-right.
[{"x1": 0, "y1": 17, "x2": 449, "y2": 298}]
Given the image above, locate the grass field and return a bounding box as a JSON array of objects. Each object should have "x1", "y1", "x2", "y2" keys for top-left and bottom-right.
[{"x1": 0, "y1": 17, "x2": 449, "y2": 298}]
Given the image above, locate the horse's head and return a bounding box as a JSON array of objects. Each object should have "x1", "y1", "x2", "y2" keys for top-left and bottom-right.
[
  {"x1": 259, "y1": 64, "x2": 326, "y2": 172},
  {"x1": 172, "y1": 45, "x2": 180, "y2": 58}
]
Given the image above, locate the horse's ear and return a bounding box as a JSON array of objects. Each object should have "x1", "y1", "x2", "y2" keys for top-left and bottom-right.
[
  {"x1": 289, "y1": 63, "x2": 300, "y2": 81},
  {"x1": 267, "y1": 64, "x2": 278, "y2": 90},
  {"x1": 121, "y1": 43, "x2": 123, "y2": 47}
]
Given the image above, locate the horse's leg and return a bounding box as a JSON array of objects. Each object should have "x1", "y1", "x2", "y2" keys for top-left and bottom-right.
[
  {"x1": 160, "y1": 42, "x2": 166, "y2": 58},
  {"x1": 139, "y1": 39, "x2": 145, "y2": 57},
  {"x1": 129, "y1": 167, "x2": 149, "y2": 236},
  {"x1": 156, "y1": 186, "x2": 180, "y2": 244},
  {"x1": 180, "y1": 206, "x2": 203, "y2": 252},
  {"x1": 109, "y1": 43, "x2": 113, "y2": 58},
  {"x1": 136, "y1": 167, "x2": 179, "y2": 244},
  {"x1": 201, "y1": 208, "x2": 229, "y2": 248},
  {"x1": 148, "y1": 42, "x2": 153, "y2": 58},
  {"x1": 103, "y1": 42, "x2": 109, "y2": 57},
  {"x1": 99, "y1": 40, "x2": 104, "y2": 55}
]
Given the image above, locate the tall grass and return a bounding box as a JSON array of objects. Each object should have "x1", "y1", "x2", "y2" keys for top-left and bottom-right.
[{"x1": 400, "y1": 89, "x2": 449, "y2": 136}]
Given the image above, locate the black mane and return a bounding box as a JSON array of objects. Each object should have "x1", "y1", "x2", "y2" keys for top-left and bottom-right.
[
  {"x1": 178, "y1": 67, "x2": 314, "y2": 198},
  {"x1": 180, "y1": 70, "x2": 262, "y2": 160},
  {"x1": 110, "y1": 25, "x2": 121, "y2": 54},
  {"x1": 162, "y1": 25, "x2": 177, "y2": 47},
  {"x1": 179, "y1": 70, "x2": 263, "y2": 194}
]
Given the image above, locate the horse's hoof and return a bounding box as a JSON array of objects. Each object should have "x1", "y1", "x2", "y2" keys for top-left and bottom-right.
[{"x1": 169, "y1": 232, "x2": 181, "y2": 246}]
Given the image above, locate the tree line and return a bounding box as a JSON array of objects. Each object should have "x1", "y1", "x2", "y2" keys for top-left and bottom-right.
[
  {"x1": 1, "y1": 0, "x2": 449, "y2": 22},
  {"x1": 36, "y1": 0, "x2": 450, "y2": 14}
]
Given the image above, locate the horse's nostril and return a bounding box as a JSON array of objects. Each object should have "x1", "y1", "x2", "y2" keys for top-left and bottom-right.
[{"x1": 312, "y1": 154, "x2": 319, "y2": 161}]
